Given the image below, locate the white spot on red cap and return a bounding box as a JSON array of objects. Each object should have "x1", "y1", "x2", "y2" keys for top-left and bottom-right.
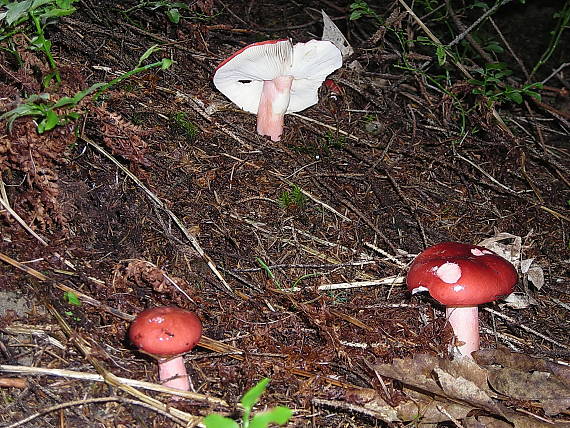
[
  {"x1": 411, "y1": 286, "x2": 429, "y2": 294},
  {"x1": 453, "y1": 284, "x2": 464, "y2": 292},
  {"x1": 471, "y1": 248, "x2": 493, "y2": 256},
  {"x1": 435, "y1": 262, "x2": 462, "y2": 283}
]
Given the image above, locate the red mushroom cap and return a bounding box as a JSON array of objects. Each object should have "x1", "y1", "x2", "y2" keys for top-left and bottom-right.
[
  {"x1": 406, "y1": 242, "x2": 517, "y2": 306},
  {"x1": 129, "y1": 307, "x2": 202, "y2": 357}
]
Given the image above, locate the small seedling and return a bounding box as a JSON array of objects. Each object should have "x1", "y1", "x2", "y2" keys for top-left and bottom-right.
[
  {"x1": 278, "y1": 185, "x2": 307, "y2": 210},
  {"x1": 63, "y1": 291, "x2": 81, "y2": 306},
  {"x1": 256, "y1": 258, "x2": 283, "y2": 290},
  {"x1": 204, "y1": 378, "x2": 292, "y2": 428},
  {"x1": 171, "y1": 112, "x2": 199, "y2": 139},
  {"x1": 324, "y1": 131, "x2": 345, "y2": 150},
  {"x1": 124, "y1": 1, "x2": 189, "y2": 24},
  {"x1": 0, "y1": 0, "x2": 78, "y2": 86}
]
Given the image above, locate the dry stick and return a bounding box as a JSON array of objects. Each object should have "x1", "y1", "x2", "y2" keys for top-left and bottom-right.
[
  {"x1": 0, "y1": 251, "x2": 135, "y2": 321},
  {"x1": 289, "y1": 112, "x2": 377, "y2": 145},
  {"x1": 483, "y1": 307, "x2": 568, "y2": 350},
  {"x1": 446, "y1": 0, "x2": 512, "y2": 48},
  {"x1": 488, "y1": 17, "x2": 530, "y2": 80},
  {"x1": 271, "y1": 172, "x2": 352, "y2": 222},
  {"x1": 0, "y1": 195, "x2": 49, "y2": 246},
  {"x1": 0, "y1": 365, "x2": 228, "y2": 406},
  {"x1": 446, "y1": 0, "x2": 493, "y2": 63},
  {"x1": 288, "y1": 276, "x2": 405, "y2": 292},
  {"x1": 81, "y1": 135, "x2": 233, "y2": 295},
  {"x1": 0, "y1": 252, "x2": 361, "y2": 390},
  {"x1": 541, "y1": 62, "x2": 570, "y2": 86},
  {"x1": 454, "y1": 153, "x2": 521, "y2": 195},
  {"x1": 3, "y1": 396, "x2": 189, "y2": 428}
]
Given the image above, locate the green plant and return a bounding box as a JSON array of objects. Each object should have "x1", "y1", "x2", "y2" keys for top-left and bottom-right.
[
  {"x1": 204, "y1": 378, "x2": 292, "y2": 428},
  {"x1": 0, "y1": 0, "x2": 78, "y2": 85},
  {"x1": 1, "y1": 45, "x2": 172, "y2": 133},
  {"x1": 324, "y1": 130, "x2": 345, "y2": 149},
  {"x1": 171, "y1": 111, "x2": 199, "y2": 139},
  {"x1": 349, "y1": 0, "x2": 380, "y2": 22},
  {"x1": 469, "y1": 63, "x2": 542, "y2": 105},
  {"x1": 256, "y1": 258, "x2": 282, "y2": 290},
  {"x1": 123, "y1": 1, "x2": 189, "y2": 24},
  {"x1": 63, "y1": 291, "x2": 81, "y2": 306},
  {"x1": 278, "y1": 185, "x2": 307, "y2": 210}
]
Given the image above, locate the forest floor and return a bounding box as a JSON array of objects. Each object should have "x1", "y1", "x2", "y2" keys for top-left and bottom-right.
[{"x1": 1, "y1": 1, "x2": 569, "y2": 427}]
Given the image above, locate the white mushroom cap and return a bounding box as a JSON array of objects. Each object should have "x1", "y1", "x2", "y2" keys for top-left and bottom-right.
[
  {"x1": 213, "y1": 39, "x2": 342, "y2": 115},
  {"x1": 288, "y1": 40, "x2": 343, "y2": 112}
]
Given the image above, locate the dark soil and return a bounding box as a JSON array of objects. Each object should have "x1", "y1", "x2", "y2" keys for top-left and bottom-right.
[{"x1": 1, "y1": 1, "x2": 569, "y2": 427}]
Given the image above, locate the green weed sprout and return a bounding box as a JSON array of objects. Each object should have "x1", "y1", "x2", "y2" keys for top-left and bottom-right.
[
  {"x1": 204, "y1": 378, "x2": 292, "y2": 428},
  {"x1": 1, "y1": 45, "x2": 172, "y2": 133},
  {"x1": 171, "y1": 111, "x2": 200, "y2": 139},
  {"x1": 278, "y1": 185, "x2": 307, "y2": 210}
]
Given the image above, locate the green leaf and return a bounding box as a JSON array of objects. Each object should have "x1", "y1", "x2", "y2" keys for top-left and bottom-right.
[
  {"x1": 5, "y1": 0, "x2": 33, "y2": 25},
  {"x1": 137, "y1": 44, "x2": 160, "y2": 67},
  {"x1": 203, "y1": 414, "x2": 239, "y2": 428},
  {"x1": 486, "y1": 62, "x2": 506, "y2": 70},
  {"x1": 472, "y1": 1, "x2": 489, "y2": 9},
  {"x1": 37, "y1": 109, "x2": 59, "y2": 133},
  {"x1": 40, "y1": 6, "x2": 76, "y2": 20},
  {"x1": 241, "y1": 378, "x2": 270, "y2": 411},
  {"x1": 349, "y1": 10, "x2": 363, "y2": 20},
  {"x1": 160, "y1": 58, "x2": 173, "y2": 70},
  {"x1": 485, "y1": 42, "x2": 504, "y2": 53},
  {"x1": 166, "y1": 8, "x2": 180, "y2": 24},
  {"x1": 64, "y1": 291, "x2": 81, "y2": 306},
  {"x1": 249, "y1": 407, "x2": 293, "y2": 428},
  {"x1": 506, "y1": 91, "x2": 523, "y2": 104},
  {"x1": 436, "y1": 45, "x2": 446, "y2": 66},
  {"x1": 524, "y1": 90, "x2": 541, "y2": 101}
]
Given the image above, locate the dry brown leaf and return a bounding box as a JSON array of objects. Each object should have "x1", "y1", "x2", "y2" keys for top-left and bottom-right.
[
  {"x1": 488, "y1": 367, "x2": 570, "y2": 415},
  {"x1": 464, "y1": 415, "x2": 513, "y2": 428},
  {"x1": 344, "y1": 388, "x2": 400, "y2": 422},
  {"x1": 434, "y1": 367, "x2": 504, "y2": 415},
  {"x1": 371, "y1": 353, "x2": 566, "y2": 427},
  {"x1": 398, "y1": 388, "x2": 473, "y2": 423}
]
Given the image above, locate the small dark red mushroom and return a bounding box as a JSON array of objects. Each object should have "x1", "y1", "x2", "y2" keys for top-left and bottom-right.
[
  {"x1": 407, "y1": 242, "x2": 517, "y2": 357},
  {"x1": 129, "y1": 306, "x2": 202, "y2": 391}
]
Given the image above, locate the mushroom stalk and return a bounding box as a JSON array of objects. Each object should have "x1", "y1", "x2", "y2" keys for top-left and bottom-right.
[
  {"x1": 446, "y1": 306, "x2": 480, "y2": 357},
  {"x1": 158, "y1": 356, "x2": 190, "y2": 391},
  {"x1": 256, "y1": 75, "x2": 294, "y2": 141}
]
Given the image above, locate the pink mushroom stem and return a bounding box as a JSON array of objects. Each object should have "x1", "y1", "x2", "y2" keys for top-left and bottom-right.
[
  {"x1": 256, "y1": 75, "x2": 294, "y2": 141},
  {"x1": 446, "y1": 306, "x2": 480, "y2": 357},
  {"x1": 158, "y1": 356, "x2": 190, "y2": 391}
]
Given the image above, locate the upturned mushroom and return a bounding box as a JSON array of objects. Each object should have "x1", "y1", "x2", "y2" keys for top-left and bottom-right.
[
  {"x1": 213, "y1": 39, "x2": 342, "y2": 141},
  {"x1": 406, "y1": 242, "x2": 517, "y2": 357},
  {"x1": 129, "y1": 306, "x2": 202, "y2": 391}
]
